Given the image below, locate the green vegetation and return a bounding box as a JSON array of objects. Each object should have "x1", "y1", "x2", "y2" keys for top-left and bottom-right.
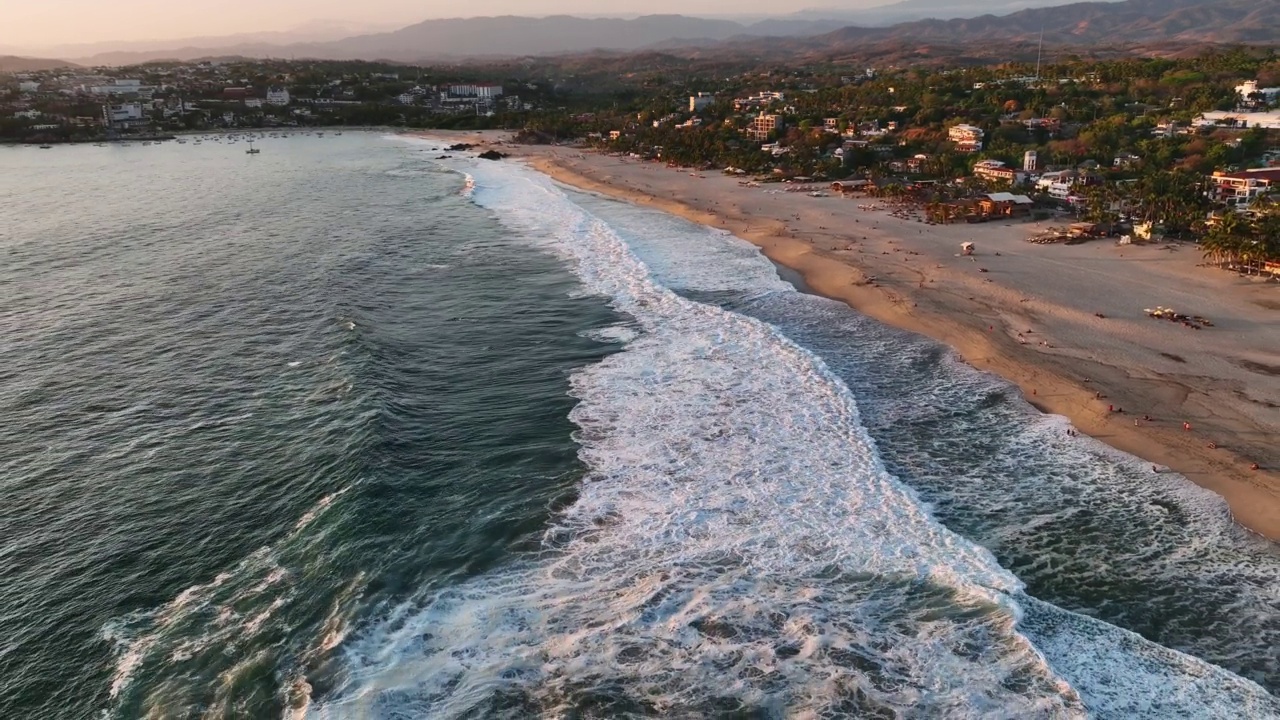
[{"x1": 3, "y1": 48, "x2": 1278, "y2": 264}]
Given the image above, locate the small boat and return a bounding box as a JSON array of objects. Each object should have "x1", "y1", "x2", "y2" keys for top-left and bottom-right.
[
  {"x1": 246, "y1": 140, "x2": 260, "y2": 155},
  {"x1": 38, "y1": 144, "x2": 53, "y2": 149}
]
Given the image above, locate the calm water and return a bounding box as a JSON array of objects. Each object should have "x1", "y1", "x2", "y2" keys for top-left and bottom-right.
[{"x1": 0, "y1": 134, "x2": 1276, "y2": 719}]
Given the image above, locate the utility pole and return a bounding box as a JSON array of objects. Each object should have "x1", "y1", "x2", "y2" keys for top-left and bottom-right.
[{"x1": 1035, "y1": 27, "x2": 1044, "y2": 83}]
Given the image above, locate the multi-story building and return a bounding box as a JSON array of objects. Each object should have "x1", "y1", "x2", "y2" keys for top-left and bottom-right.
[
  {"x1": 90, "y1": 79, "x2": 145, "y2": 95},
  {"x1": 733, "y1": 91, "x2": 785, "y2": 111},
  {"x1": 948, "y1": 123, "x2": 984, "y2": 152},
  {"x1": 1210, "y1": 168, "x2": 1280, "y2": 208},
  {"x1": 973, "y1": 159, "x2": 1027, "y2": 185},
  {"x1": 689, "y1": 93, "x2": 715, "y2": 112},
  {"x1": 1023, "y1": 150, "x2": 1038, "y2": 172},
  {"x1": 266, "y1": 87, "x2": 290, "y2": 105},
  {"x1": 447, "y1": 84, "x2": 504, "y2": 98},
  {"x1": 746, "y1": 112, "x2": 781, "y2": 141},
  {"x1": 1036, "y1": 170, "x2": 1102, "y2": 202},
  {"x1": 102, "y1": 102, "x2": 146, "y2": 129}
]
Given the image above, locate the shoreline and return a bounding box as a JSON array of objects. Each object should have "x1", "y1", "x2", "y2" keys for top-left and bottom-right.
[{"x1": 417, "y1": 131, "x2": 1280, "y2": 542}]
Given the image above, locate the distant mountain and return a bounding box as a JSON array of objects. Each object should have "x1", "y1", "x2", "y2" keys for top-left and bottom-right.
[
  {"x1": 0, "y1": 56, "x2": 79, "y2": 72},
  {"x1": 783, "y1": 0, "x2": 1280, "y2": 48},
  {"x1": 56, "y1": 14, "x2": 770, "y2": 65},
  {"x1": 779, "y1": 0, "x2": 1119, "y2": 26},
  {"x1": 10, "y1": 0, "x2": 1278, "y2": 68},
  {"x1": 7, "y1": 20, "x2": 404, "y2": 66}
]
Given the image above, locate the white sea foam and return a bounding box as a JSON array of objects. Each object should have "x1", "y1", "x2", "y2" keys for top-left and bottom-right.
[
  {"x1": 334, "y1": 140, "x2": 1280, "y2": 718},
  {"x1": 579, "y1": 323, "x2": 640, "y2": 345},
  {"x1": 101, "y1": 487, "x2": 354, "y2": 714},
  {"x1": 311, "y1": 149, "x2": 1093, "y2": 718}
]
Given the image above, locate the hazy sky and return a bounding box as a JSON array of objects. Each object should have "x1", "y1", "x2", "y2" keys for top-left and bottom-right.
[{"x1": 3, "y1": 0, "x2": 876, "y2": 49}]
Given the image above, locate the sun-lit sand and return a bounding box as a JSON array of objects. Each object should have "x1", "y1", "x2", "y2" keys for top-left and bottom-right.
[{"x1": 422, "y1": 130, "x2": 1280, "y2": 541}]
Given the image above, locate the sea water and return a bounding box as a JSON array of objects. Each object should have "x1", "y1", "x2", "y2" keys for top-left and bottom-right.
[{"x1": 0, "y1": 134, "x2": 1275, "y2": 719}]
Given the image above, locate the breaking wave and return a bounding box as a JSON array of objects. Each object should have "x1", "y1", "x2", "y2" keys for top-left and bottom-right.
[{"x1": 306, "y1": 141, "x2": 1279, "y2": 719}]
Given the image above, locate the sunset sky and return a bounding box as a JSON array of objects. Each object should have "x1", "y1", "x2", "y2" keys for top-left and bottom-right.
[{"x1": 3, "y1": 0, "x2": 871, "y2": 49}]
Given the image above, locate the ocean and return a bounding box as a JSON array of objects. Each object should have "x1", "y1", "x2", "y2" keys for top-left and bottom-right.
[{"x1": 0, "y1": 133, "x2": 1276, "y2": 719}]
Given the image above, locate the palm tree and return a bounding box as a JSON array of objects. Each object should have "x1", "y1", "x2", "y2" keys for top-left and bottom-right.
[{"x1": 1202, "y1": 212, "x2": 1249, "y2": 269}]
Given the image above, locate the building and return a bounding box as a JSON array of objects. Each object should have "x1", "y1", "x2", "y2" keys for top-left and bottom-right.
[
  {"x1": 1236, "y1": 80, "x2": 1280, "y2": 107},
  {"x1": 18, "y1": 81, "x2": 40, "y2": 93},
  {"x1": 1036, "y1": 170, "x2": 1102, "y2": 202},
  {"x1": 948, "y1": 123, "x2": 984, "y2": 152},
  {"x1": 1209, "y1": 168, "x2": 1280, "y2": 208},
  {"x1": 980, "y1": 192, "x2": 1035, "y2": 217},
  {"x1": 1023, "y1": 150, "x2": 1038, "y2": 172},
  {"x1": 1113, "y1": 152, "x2": 1142, "y2": 168},
  {"x1": 746, "y1": 112, "x2": 781, "y2": 141},
  {"x1": 266, "y1": 87, "x2": 290, "y2": 105},
  {"x1": 973, "y1": 160, "x2": 1027, "y2": 186},
  {"x1": 824, "y1": 118, "x2": 840, "y2": 133},
  {"x1": 1022, "y1": 117, "x2": 1061, "y2": 134},
  {"x1": 689, "y1": 93, "x2": 715, "y2": 112},
  {"x1": 447, "y1": 84, "x2": 504, "y2": 98},
  {"x1": 90, "y1": 79, "x2": 144, "y2": 95},
  {"x1": 102, "y1": 102, "x2": 146, "y2": 129},
  {"x1": 733, "y1": 91, "x2": 784, "y2": 111}
]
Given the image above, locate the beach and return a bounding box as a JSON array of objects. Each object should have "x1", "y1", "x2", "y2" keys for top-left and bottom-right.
[
  {"x1": 436, "y1": 130, "x2": 1280, "y2": 541},
  {"x1": 8, "y1": 131, "x2": 1278, "y2": 716}
]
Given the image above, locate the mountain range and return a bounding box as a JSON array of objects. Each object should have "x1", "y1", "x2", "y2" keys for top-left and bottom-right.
[{"x1": 5, "y1": 0, "x2": 1276, "y2": 68}]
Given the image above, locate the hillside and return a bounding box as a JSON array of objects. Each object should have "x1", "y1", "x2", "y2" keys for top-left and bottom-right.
[
  {"x1": 799, "y1": 0, "x2": 1280, "y2": 48},
  {"x1": 0, "y1": 56, "x2": 79, "y2": 73}
]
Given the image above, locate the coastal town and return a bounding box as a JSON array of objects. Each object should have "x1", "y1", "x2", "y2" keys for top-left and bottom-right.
[
  {"x1": 6, "y1": 51, "x2": 1278, "y2": 269},
  {"x1": 0, "y1": 59, "x2": 540, "y2": 141}
]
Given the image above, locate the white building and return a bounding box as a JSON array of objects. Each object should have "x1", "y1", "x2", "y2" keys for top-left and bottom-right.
[
  {"x1": 244, "y1": 98, "x2": 264, "y2": 108},
  {"x1": 1023, "y1": 150, "x2": 1038, "y2": 172},
  {"x1": 90, "y1": 79, "x2": 144, "y2": 95},
  {"x1": 447, "y1": 84, "x2": 504, "y2": 98},
  {"x1": 948, "y1": 123, "x2": 984, "y2": 152},
  {"x1": 18, "y1": 81, "x2": 40, "y2": 93},
  {"x1": 689, "y1": 93, "x2": 715, "y2": 112},
  {"x1": 733, "y1": 91, "x2": 785, "y2": 110},
  {"x1": 1236, "y1": 80, "x2": 1280, "y2": 106},
  {"x1": 266, "y1": 87, "x2": 290, "y2": 105},
  {"x1": 103, "y1": 102, "x2": 144, "y2": 123},
  {"x1": 1210, "y1": 168, "x2": 1280, "y2": 208},
  {"x1": 13, "y1": 109, "x2": 42, "y2": 119}
]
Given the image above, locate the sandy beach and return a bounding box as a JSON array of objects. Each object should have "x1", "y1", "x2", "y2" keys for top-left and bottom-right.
[{"x1": 425, "y1": 131, "x2": 1280, "y2": 541}]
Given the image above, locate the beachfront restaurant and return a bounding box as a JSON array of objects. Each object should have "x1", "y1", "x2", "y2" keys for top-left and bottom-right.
[{"x1": 979, "y1": 193, "x2": 1035, "y2": 218}]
